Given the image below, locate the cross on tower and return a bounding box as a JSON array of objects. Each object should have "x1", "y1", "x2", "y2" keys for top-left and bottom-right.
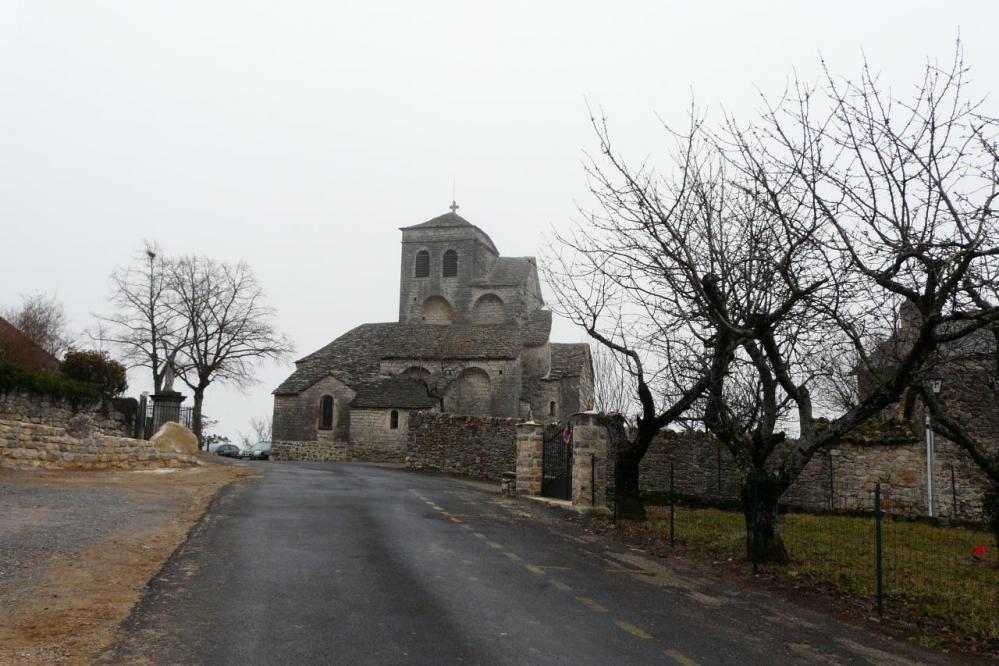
[{"x1": 449, "y1": 200, "x2": 459, "y2": 214}]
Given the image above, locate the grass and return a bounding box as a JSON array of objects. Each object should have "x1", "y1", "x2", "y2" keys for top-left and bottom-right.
[{"x1": 646, "y1": 504, "x2": 999, "y2": 642}]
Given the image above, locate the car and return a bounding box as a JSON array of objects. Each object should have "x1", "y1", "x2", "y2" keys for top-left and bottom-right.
[
  {"x1": 215, "y1": 443, "x2": 241, "y2": 458},
  {"x1": 240, "y1": 441, "x2": 271, "y2": 461}
]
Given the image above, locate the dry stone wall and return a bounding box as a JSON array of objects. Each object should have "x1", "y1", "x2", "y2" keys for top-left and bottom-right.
[
  {"x1": 0, "y1": 419, "x2": 199, "y2": 470},
  {"x1": 0, "y1": 391, "x2": 131, "y2": 437},
  {"x1": 406, "y1": 412, "x2": 518, "y2": 480}
]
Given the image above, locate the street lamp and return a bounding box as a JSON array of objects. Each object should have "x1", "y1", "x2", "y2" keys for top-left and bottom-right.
[{"x1": 924, "y1": 375, "x2": 943, "y2": 517}]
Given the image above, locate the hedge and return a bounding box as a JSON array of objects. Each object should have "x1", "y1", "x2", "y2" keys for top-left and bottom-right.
[{"x1": 0, "y1": 362, "x2": 101, "y2": 410}]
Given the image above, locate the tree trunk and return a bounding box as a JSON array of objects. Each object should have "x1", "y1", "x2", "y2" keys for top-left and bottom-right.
[
  {"x1": 614, "y1": 452, "x2": 647, "y2": 521},
  {"x1": 192, "y1": 388, "x2": 205, "y2": 449},
  {"x1": 741, "y1": 473, "x2": 789, "y2": 564}
]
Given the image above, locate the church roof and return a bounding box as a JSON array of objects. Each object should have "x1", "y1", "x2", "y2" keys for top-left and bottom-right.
[
  {"x1": 274, "y1": 321, "x2": 524, "y2": 395},
  {"x1": 400, "y1": 210, "x2": 500, "y2": 255},
  {"x1": 472, "y1": 257, "x2": 536, "y2": 287},
  {"x1": 402, "y1": 211, "x2": 475, "y2": 230},
  {"x1": 350, "y1": 376, "x2": 437, "y2": 409},
  {"x1": 548, "y1": 343, "x2": 591, "y2": 379}
]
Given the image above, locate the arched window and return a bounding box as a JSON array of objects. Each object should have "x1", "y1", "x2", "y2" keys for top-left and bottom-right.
[
  {"x1": 549, "y1": 401, "x2": 557, "y2": 417},
  {"x1": 319, "y1": 395, "x2": 334, "y2": 430},
  {"x1": 414, "y1": 250, "x2": 430, "y2": 278},
  {"x1": 390, "y1": 410, "x2": 399, "y2": 429},
  {"x1": 442, "y1": 249, "x2": 458, "y2": 277}
]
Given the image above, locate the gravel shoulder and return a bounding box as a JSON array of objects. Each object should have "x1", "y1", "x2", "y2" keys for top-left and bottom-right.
[{"x1": 0, "y1": 460, "x2": 256, "y2": 664}]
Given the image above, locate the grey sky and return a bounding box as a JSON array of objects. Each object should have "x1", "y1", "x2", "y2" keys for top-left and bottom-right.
[{"x1": 2, "y1": 1, "x2": 996, "y2": 442}]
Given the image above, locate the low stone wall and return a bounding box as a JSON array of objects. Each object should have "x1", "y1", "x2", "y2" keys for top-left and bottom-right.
[
  {"x1": 271, "y1": 438, "x2": 347, "y2": 462},
  {"x1": 406, "y1": 412, "x2": 518, "y2": 481},
  {"x1": 0, "y1": 419, "x2": 199, "y2": 470},
  {"x1": 638, "y1": 429, "x2": 990, "y2": 519},
  {"x1": 0, "y1": 391, "x2": 132, "y2": 437}
]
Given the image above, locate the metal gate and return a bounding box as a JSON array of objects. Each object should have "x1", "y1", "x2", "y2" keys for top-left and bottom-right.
[{"x1": 542, "y1": 422, "x2": 573, "y2": 500}]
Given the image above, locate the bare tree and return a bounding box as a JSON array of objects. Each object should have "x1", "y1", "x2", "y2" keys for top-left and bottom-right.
[
  {"x1": 551, "y1": 45, "x2": 999, "y2": 560},
  {"x1": 3, "y1": 292, "x2": 73, "y2": 358},
  {"x1": 168, "y1": 256, "x2": 293, "y2": 444},
  {"x1": 249, "y1": 415, "x2": 273, "y2": 443},
  {"x1": 98, "y1": 243, "x2": 187, "y2": 393},
  {"x1": 590, "y1": 343, "x2": 638, "y2": 419}
]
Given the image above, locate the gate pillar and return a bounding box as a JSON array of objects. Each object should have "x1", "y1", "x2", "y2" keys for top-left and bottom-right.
[
  {"x1": 515, "y1": 421, "x2": 545, "y2": 496},
  {"x1": 571, "y1": 412, "x2": 610, "y2": 512}
]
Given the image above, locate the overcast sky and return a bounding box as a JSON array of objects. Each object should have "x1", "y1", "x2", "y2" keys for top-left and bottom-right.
[{"x1": 2, "y1": 1, "x2": 996, "y2": 442}]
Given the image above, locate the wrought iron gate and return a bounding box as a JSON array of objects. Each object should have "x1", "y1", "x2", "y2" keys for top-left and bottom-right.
[{"x1": 542, "y1": 422, "x2": 573, "y2": 500}]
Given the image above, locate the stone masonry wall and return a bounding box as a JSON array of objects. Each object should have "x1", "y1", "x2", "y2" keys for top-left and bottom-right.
[
  {"x1": 0, "y1": 419, "x2": 199, "y2": 470},
  {"x1": 0, "y1": 391, "x2": 131, "y2": 438},
  {"x1": 406, "y1": 412, "x2": 518, "y2": 480},
  {"x1": 639, "y1": 429, "x2": 991, "y2": 519},
  {"x1": 348, "y1": 408, "x2": 409, "y2": 462}
]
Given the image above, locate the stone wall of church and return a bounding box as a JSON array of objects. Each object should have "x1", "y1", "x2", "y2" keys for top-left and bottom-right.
[
  {"x1": 349, "y1": 408, "x2": 410, "y2": 462},
  {"x1": 405, "y1": 412, "x2": 518, "y2": 480},
  {"x1": 272, "y1": 376, "x2": 354, "y2": 443}
]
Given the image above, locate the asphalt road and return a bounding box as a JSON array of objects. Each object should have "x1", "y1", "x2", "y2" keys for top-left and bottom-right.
[{"x1": 103, "y1": 462, "x2": 946, "y2": 665}]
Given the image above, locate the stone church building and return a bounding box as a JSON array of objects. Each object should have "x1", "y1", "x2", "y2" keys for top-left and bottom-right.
[{"x1": 271, "y1": 207, "x2": 594, "y2": 462}]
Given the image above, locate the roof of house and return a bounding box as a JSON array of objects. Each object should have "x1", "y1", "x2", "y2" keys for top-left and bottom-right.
[
  {"x1": 349, "y1": 376, "x2": 437, "y2": 409},
  {"x1": 0, "y1": 317, "x2": 59, "y2": 372},
  {"x1": 275, "y1": 321, "x2": 525, "y2": 395}
]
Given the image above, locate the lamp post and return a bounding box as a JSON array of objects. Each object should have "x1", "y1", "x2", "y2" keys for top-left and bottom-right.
[{"x1": 925, "y1": 376, "x2": 943, "y2": 517}]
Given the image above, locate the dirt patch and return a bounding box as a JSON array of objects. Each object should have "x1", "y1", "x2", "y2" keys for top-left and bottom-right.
[{"x1": 0, "y1": 462, "x2": 256, "y2": 665}]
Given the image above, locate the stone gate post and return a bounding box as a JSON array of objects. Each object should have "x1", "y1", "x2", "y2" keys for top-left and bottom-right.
[
  {"x1": 516, "y1": 421, "x2": 544, "y2": 496},
  {"x1": 571, "y1": 412, "x2": 610, "y2": 512}
]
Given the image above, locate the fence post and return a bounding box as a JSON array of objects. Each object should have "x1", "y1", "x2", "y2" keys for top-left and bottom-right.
[
  {"x1": 874, "y1": 482, "x2": 884, "y2": 618},
  {"x1": 827, "y1": 452, "x2": 835, "y2": 510},
  {"x1": 750, "y1": 475, "x2": 758, "y2": 576},
  {"x1": 669, "y1": 462, "x2": 676, "y2": 547},
  {"x1": 950, "y1": 464, "x2": 958, "y2": 519}
]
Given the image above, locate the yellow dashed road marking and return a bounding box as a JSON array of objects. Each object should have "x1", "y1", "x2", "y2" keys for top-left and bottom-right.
[
  {"x1": 525, "y1": 564, "x2": 545, "y2": 576},
  {"x1": 449, "y1": 517, "x2": 462, "y2": 523},
  {"x1": 504, "y1": 551, "x2": 522, "y2": 562},
  {"x1": 431, "y1": 505, "x2": 443, "y2": 511},
  {"x1": 473, "y1": 532, "x2": 487, "y2": 539},
  {"x1": 664, "y1": 649, "x2": 699, "y2": 666},
  {"x1": 615, "y1": 620, "x2": 652, "y2": 640},
  {"x1": 487, "y1": 541, "x2": 503, "y2": 549},
  {"x1": 551, "y1": 580, "x2": 573, "y2": 592},
  {"x1": 576, "y1": 597, "x2": 607, "y2": 612}
]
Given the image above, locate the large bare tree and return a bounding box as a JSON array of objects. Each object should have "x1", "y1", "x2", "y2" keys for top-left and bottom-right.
[
  {"x1": 99, "y1": 243, "x2": 187, "y2": 394},
  {"x1": 168, "y1": 255, "x2": 293, "y2": 444},
  {"x1": 550, "y1": 45, "x2": 999, "y2": 560}
]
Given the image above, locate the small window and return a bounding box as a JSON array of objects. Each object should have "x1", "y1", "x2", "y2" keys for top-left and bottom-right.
[
  {"x1": 415, "y1": 250, "x2": 430, "y2": 278},
  {"x1": 319, "y1": 395, "x2": 334, "y2": 430},
  {"x1": 442, "y1": 249, "x2": 458, "y2": 277},
  {"x1": 549, "y1": 401, "x2": 556, "y2": 417},
  {"x1": 390, "y1": 410, "x2": 399, "y2": 429}
]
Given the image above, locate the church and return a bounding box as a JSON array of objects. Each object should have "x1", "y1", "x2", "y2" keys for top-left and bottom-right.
[{"x1": 270, "y1": 206, "x2": 594, "y2": 462}]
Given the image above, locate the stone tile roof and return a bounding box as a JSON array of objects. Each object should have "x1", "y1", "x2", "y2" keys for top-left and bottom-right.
[
  {"x1": 522, "y1": 309, "x2": 552, "y2": 347},
  {"x1": 350, "y1": 376, "x2": 437, "y2": 409},
  {"x1": 275, "y1": 322, "x2": 524, "y2": 395},
  {"x1": 401, "y1": 211, "x2": 474, "y2": 229},
  {"x1": 472, "y1": 257, "x2": 535, "y2": 287},
  {"x1": 548, "y1": 343, "x2": 591, "y2": 379}
]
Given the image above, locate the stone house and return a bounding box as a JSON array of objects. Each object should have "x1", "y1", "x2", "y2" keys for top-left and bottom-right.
[{"x1": 271, "y1": 207, "x2": 594, "y2": 463}]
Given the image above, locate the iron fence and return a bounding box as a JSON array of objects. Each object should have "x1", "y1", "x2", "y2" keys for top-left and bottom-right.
[{"x1": 639, "y1": 465, "x2": 998, "y2": 645}]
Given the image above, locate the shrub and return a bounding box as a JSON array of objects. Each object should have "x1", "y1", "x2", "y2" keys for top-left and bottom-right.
[
  {"x1": 60, "y1": 350, "x2": 127, "y2": 399},
  {"x1": 0, "y1": 362, "x2": 100, "y2": 409}
]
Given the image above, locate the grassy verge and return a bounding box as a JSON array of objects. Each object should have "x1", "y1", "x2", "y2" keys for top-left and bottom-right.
[{"x1": 646, "y1": 504, "x2": 999, "y2": 644}]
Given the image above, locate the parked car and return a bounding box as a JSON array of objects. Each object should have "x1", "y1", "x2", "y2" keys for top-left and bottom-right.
[
  {"x1": 215, "y1": 443, "x2": 241, "y2": 458},
  {"x1": 241, "y1": 441, "x2": 271, "y2": 461}
]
